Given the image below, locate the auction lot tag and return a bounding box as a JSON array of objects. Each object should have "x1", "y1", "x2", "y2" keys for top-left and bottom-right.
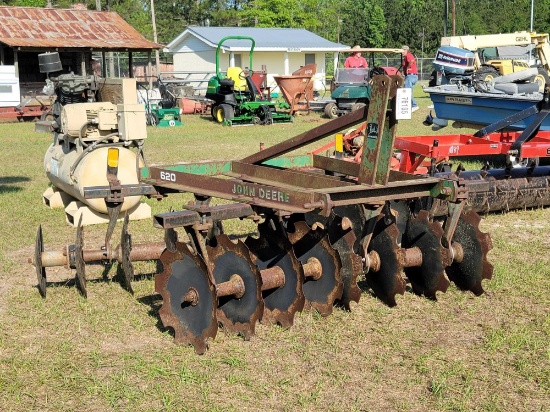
[{"x1": 396, "y1": 88, "x2": 412, "y2": 119}]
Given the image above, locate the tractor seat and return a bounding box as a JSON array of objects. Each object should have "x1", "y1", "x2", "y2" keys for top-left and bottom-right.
[
  {"x1": 220, "y1": 78, "x2": 235, "y2": 88},
  {"x1": 226, "y1": 66, "x2": 247, "y2": 91}
]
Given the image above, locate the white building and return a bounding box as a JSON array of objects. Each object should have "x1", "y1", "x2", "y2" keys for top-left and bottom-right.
[{"x1": 164, "y1": 26, "x2": 348, "y2": 94}]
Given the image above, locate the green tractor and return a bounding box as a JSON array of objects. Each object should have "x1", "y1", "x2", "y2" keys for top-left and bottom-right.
[{"x1": 206, "y1": 36, "x2": 293, "y2": 126}]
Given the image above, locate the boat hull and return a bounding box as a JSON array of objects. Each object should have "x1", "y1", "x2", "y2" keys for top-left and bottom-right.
[{"x1": 424, "y1": 86, "x2": 548, "y2": 130}]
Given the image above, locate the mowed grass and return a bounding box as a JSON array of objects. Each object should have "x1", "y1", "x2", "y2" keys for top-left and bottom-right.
[{"x1": 0, "y1": 89, "x2": 548, "y2": 412}]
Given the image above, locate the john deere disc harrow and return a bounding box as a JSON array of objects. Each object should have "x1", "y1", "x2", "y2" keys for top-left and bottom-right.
[{"x1": 30, "y1": 75, "x2": 502, "y2": 354}]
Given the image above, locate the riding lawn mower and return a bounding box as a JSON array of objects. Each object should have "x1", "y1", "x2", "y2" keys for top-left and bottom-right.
[{"x1": 205, "y1": 36, "x2": 293, "y2": 126}]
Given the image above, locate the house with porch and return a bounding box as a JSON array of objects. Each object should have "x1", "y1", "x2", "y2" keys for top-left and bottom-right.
[{"x1": 164, "y1": 26, "x2": 348, "y2": 94}]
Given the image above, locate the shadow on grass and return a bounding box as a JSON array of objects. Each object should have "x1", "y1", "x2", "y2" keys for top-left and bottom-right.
[
  {"x1": 38, "y1": 260, "x2": 161, "y2": 296},
  {"x1": 40, "y1": 276, "x2": 120, "y2": 294},
  {"x1": 137, "y1": 294, "x2": 169, "y2": 336},
  {"x1": 227, "y1": 231, "x2": 258, "y2": 241},
  {"x1": 357, "y1": 277, "x2": 428, "y2": 303},
  {"x1": 0, "y1": 176, "x2": 30, "y2": 193}
]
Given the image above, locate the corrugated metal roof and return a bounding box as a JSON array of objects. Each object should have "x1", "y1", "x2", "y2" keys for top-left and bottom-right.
[
  {"x1": 0, "y1": 6, "x2": 163, "y2": 50},
  {"x1": 166, "y1": 26, "x2": 349, "y2": 52}
]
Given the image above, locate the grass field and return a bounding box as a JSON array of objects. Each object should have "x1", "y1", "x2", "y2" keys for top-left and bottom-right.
[{"x1": 0, "y1": 90, "x2": 548, "y2": 412}]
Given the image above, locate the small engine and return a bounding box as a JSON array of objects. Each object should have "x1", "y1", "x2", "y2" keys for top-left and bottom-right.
[
  {"x1": 60, "y1": 102, "x2": 147, "y2": 142},
  {"x1": 433, "y1": 46, "x2": 476, "y2": 75},
  {"x1": 38, "y1": 52, "x2": 149, "y2": 221}
]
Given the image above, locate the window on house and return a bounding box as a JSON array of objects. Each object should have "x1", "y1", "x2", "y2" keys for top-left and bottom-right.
[
  {"x1": 305, "y1": 54, "x2": 315, "y2": 65},
  {"x1": 234, "y1": 54, "x2": 242, "y2": 68}
]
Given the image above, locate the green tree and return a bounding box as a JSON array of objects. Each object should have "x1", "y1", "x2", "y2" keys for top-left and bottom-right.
[
  {"x1": 339, "y1": 0, "x2": 387, "y2": 47},
  {"x1": 108, "y1": 0, "x2": 153, "y2": 40},
  {"x1": 11, "y1": 0, "x2": 46, "y2": 6},
  {"x1": 237, "y1": 0, "x2": 321, "y2": 30}
]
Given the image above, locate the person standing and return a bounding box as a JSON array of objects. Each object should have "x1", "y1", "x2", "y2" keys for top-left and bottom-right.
[
  {"x1": 402, "y1": 45, "x2": 419, "y2": 112},
  {"x1": 344, "y1": 45, "x2": 369, "y2": 68}
]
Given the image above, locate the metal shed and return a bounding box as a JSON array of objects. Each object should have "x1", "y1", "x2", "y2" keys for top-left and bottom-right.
[{"x1": 0, "y1": 5, "x2": 162, "y2": 118}]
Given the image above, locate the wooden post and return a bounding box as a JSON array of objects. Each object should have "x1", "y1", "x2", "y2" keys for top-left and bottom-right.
[
  {"x1": 147, "y1": 51, "x2": 152, "y2": 88},
  {"x1": 81, "y1": 52, "x2": 86, "y2": 75},
  {"x1": 101, "y1": 51, "x2": 107, "y2": 77},
  {"x1": 13, "y1": 49, "x2": 19, "y2": 77},
  {"x1": 129, "y1": 52, "x2": 134, "y2": 78},
  {"x1": 150, "y1": 0, "x2": 160, "y2": 76},
  {"x1": 452, "y1": 0, "x2": 456, "y2": 36}
]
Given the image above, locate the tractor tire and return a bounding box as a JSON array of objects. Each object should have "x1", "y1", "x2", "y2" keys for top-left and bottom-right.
[
  {"x1": 475, "y1": 66, "x2": 500, "y2": 83},
  {"x1": 215, "y1": 104, "x2": 234, "y2": 124},
  {"x1": 211, "y1": 105, "x2": 218, "y2": 120},
  {"x1": 324, "y1": 102, "x2": 338, "y2": 119},
  {"x1": 472, "y1": 66, "x2": 501, "y2": 92},
  {"x1": 532, "y1": 68, "x2": 549, "y2": 93}
]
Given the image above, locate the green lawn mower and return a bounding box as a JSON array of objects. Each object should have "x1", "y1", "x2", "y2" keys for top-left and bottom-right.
[
  {"x1": 140, "y1": 79, "x2": 183, "y2": 127},
  {"x1": 206, "y1": 36, "x2": 293, "y2": 126},
  {"x1": 148, "y1": 103, "x2": 183, "y2": 127}
]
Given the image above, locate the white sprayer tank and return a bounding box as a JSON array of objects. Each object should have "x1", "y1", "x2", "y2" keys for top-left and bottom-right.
[{"x1": 44, "y1": 144, "x2": 144, "y2": 214}]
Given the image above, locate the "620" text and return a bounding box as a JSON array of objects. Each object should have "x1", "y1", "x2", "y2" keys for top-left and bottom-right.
[{"x1": 159, "y1": 171, "x2": 176, "y2": 182}]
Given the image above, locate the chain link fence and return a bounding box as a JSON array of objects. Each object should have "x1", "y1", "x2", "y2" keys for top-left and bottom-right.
[
  {"x1": 92, "y1": 53, "x2": 173, "y2": 80},
  {"x1": 323, "y1": 56, "x2": 436, "y2": 81}
]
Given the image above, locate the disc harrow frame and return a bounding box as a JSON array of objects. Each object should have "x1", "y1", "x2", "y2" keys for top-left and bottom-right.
[{"x1": 30, "y1": 75, "x2": 496, "y2": 353}]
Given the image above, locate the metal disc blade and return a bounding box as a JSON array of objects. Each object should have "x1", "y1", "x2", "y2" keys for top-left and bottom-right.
[
  {"x1": 327, "y1": 213, "x2": 362, "y2": 310},
  {"x1": 402, "y1": 210, "x2": 450, "y2": 299},
  {"x1": 156, "y1": 242, "x2": 217, "y2": 354},
  {"x1": 75, "y1": 216, "x2": 87, "y2": 298},
  {"x1": 287, "y1": 221, "x2": 343, "y2": 316},
  {"x1": 332, "y1": 205, "x2": 367, "y2": 254},
  {"x1": 120, "y1": 214, "x2": 134, "y2": 294},
  {"x1": 445, "y1": 211, "x2": 494, "y2": 295},
  {"x1": 366, "y1": 220, "x2": 406, "y2": 307},
  {"x1": 245, "y1": 220, "x2": 305, "y2": 327},
  {"x1": 35, "y1": 225, "x2": 47, "y2": 298},
  {"x1": 207, "y1": 235, "x2": 264, "y2": 339}
]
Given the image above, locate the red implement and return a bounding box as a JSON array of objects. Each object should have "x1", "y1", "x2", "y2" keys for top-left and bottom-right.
[{"x1": 312, "y1": 123, "x2": 550, "y2": 173}]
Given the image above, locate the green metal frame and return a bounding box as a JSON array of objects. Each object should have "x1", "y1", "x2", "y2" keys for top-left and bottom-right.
[{"x1": 215, "y1": 36, "x2": 255, "y2": 78}]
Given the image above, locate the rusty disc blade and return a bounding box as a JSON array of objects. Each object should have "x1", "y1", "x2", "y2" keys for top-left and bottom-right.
[
  {"x1": 402, "y1": 210, "x2": 450, "y2": 299},
  {"x1": 366, "y1": 219, "x2": 406, "y2": 307},
  {"x1": 245, "y1": 219, "x2": 305, "y2": 327},
  {"x1": 120, "y1": 214, "x2": 134, "y2": 295},
  {"x1": 207, "y1": 235, "x2": 264, "y2": 339},
  {"x1": 35, "y1": 225, "x2": 47, "y2": 298},
  {"x1": 75, "y1": 215, "x2": 87, "y2": 298},
  {"x1": 156, "y1": 242, "x2": 217, "y2": 355},
  {"x1": 327, "y1": 213, "x2": 362, "y2": 310},
  {"x1": 445, "y1": 211, "x2": 494, "y2": 295},
  {"x1": 287, "y1": 221, "x2": 343, "y2": 316},
  {"x1": 332, "y1": 205, "x2": 368, "y2": 254}
]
